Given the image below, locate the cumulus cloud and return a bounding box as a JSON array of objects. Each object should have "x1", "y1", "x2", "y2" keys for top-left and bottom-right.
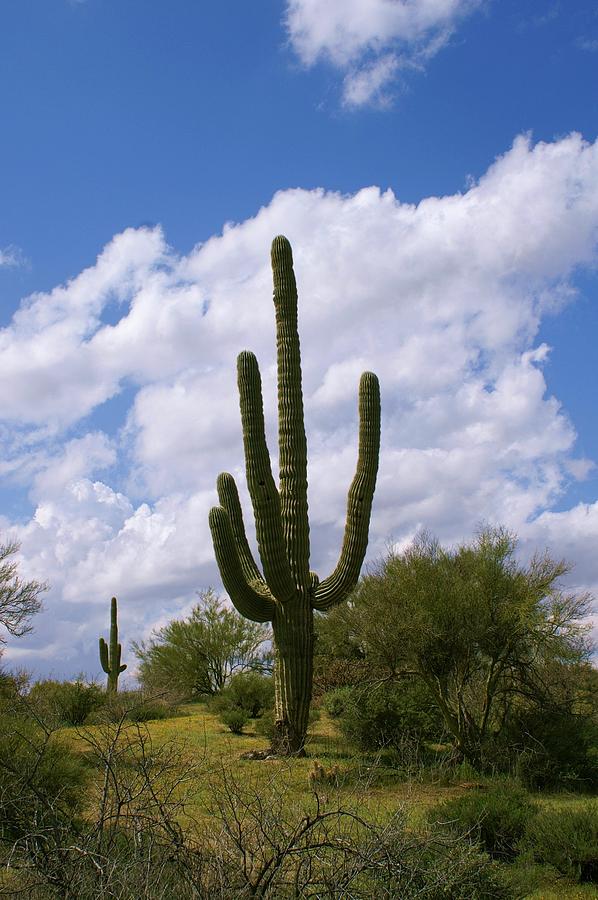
[
  {"x1": 285, "y1": 0, "x2": 481, "y2": 107},
  {"x1": 2, "y1": 132, "x2": 598, "y2": 674}
]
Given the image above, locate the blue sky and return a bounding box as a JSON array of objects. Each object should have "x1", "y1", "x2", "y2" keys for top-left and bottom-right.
[{"x1": 1, "y1": 0, "x2": 598, "y2": 678}]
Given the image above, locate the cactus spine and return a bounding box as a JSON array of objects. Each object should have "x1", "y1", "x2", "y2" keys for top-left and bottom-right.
[
  {"x1": 209, "y1": 236, "x2": 380, "y2": 755},
  {"x1": 99, "y1": 596, "x2": 127, "y2": 693}
]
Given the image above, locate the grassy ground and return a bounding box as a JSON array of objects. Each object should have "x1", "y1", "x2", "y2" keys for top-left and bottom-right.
[{"x1": 61, "y1": 702, "x2": 597, "y2": 899}]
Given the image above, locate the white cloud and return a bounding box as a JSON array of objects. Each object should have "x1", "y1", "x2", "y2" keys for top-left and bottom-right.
[
  {"x1": 0, "y1": 245, "x2": 25, "y2": 268},
  {"x1": 285, "y1": 0, "x2": 481, "y2": 107},
  {"x1": 342, "y1": 53, "x2": 401, "y2": 108},
  {"x1": 2, "y1": 132, "x2": 598, "y2": 674}
]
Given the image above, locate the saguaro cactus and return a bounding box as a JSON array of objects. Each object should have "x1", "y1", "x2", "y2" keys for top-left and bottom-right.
[
  {"x1": 99, "y1": 596, "x2": 127, "y2": 694},
  {"x1": 209, "y1": 236, "x2": 380, "y2": 755}
]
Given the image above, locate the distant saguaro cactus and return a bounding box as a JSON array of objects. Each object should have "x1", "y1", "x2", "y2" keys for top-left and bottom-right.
[
  {"x1": 99, "y1": 596, "x2": 127, "y2": 694},
  {"x1": 209, "y1": 236, "x2": 380, "y2": 755}
]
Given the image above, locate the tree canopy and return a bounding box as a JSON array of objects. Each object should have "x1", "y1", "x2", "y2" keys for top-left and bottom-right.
[
  {"x1": 133, "y1": 589, "x2": 271, "y2": 699},
  {"x1": 0, "y1": 539, "x2": 47, "y2": 647},
  {"x1": 317, "y1": 526, "x2": 594, "y2": 765}
]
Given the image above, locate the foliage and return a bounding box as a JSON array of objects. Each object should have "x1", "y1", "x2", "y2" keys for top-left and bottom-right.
[
  {"x1": 202, "y1": 766, "x2": 514, "y2": 899},
  {"x1": 211, "y1": 671, "x2": 274, "y2": 718},
  {"x1": 336, "y1": 679, "x2": 444, "y2": 752},
  {"x1": 132, "y1": 588, "x2": 270, "y2": 699},
  {"x1": 323, "y1": 686, "x2": 354, "y2": 718},
  {"x1": 0, "y1": 706, "x2": 516, "y2": 898},
  {"x1": 492, "y1": 661, "x2": 598, "y2": 789},
  {"x1": 429, "y1": 782, "x2": 537, "y2": 860},
  {"x1": 0, "y1": 665, "x2": 29, "y2": 701},
  {"x1": 313, "y1": 653, "x2": 378, "y2": 698},
  {"x1": 521, "y1": 802, "x2": 598, "y2": 883},
  {"x1": 0, "y1": 538, "x2": 47, "y2": 645},
  {"x1": 321, "y1": 526, "x2": 594, "y2": 768},
  {"x1": 220, "y1": 707, "x2": 249, "y2": 734},
  {"x1": 255, "y1": 708, "x2": 276, "y2": 741},
  {"x1": 0, "y1": 713, "x2": 200, "y2": 898},
  {"x1": 28, "y1": 676, "x2": 105, "y2": 726},
  {"x1": 509, "y1": 706, "x2": 598, "y2": 790},
  {"x1": 86, "y1": 689, "x2": 175, "y2": 724},
  {"x1": 0, "y1": 712, "x2": 87, "y2": 842}
]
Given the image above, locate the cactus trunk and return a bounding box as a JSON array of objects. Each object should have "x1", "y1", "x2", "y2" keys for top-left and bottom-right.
[
  {"x1": 271, "y1": 592, "x2": 314, "y2": 755},
  {"x1": 209, "y1": 236, "x2": 380, "y2": 756}
]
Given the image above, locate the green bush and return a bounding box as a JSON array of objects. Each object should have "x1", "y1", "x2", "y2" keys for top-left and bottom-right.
[
  {"x1": 27, "y1": 677, "x2": 105, "y2": 726},
  {"x1": 212, "y1": 672, "x2": 274, "y2": 719},
  {"x1": 504, "y1": 705, "x2": 598, "y2": 790},
  {"x1": 86, "y1": 690, "x2": 175, "y2": 724},
  {"x1": 0, "y1": 667, "x2": 29, "y2": 702},
  {"x1": 221, "y1": 708, "x2": 249, "y2": 734},
  {"x1": 428, "y1": 782, "x2": 537, "y2": 860},
  {"x1": 323, "y1": 686, "x2": 353, "y2": 718},
  {"x1": 521, "y1": 801, "x2": 598, "y2": 883},
  {"x1": 255, "y1": 708, "x2": 276, "y2": 741},
  {"x1": 337, "y1": 679, "x2": 444, "y2": 752},
  {"x1": 0, "y1": 712, "x2": 87, "y2": 840}
]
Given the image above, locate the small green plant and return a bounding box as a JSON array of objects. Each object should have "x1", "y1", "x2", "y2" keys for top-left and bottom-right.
[
  {"x1": 99, "y1": 596, "x2": 127, "y2": 694},
  {"x1": 255, "y1": 709, "x2": 276, "y2": 741},
  {"x1": 221, "y1": 707, "x2": 249, "y2": 734},
  {"x1": 428, "y1": 782, "x2": 537, "y2": 861},
  {"x1": 212, "y1": 672, "x2": 274, "y2": 719},
  {"x1": 322, "y1": 686, "x2": 353, "y2": 718},
  {"x1": 521, "y1": 801, "x2": 598, "y2": 883}
]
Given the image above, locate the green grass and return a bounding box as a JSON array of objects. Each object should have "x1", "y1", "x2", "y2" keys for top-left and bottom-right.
[{"x1": 59, "y1": 702, "x2": 598, "y2": 899}]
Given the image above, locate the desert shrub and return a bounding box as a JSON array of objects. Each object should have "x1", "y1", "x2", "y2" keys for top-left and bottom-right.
[
  {"x1": 0, "y1": 712, "x2": 87, "y2": 840},
  {"x1": 87, "y1": 689, "x2": 175, "y2": 724},
  {"x1": 521, "y1": 801, "x2": 598, "y2": 883},
  {"x1": 206, "y1": 767, "x2": 515, "y2": 899},
  {"x1": 0, "y1": 713, "x2": 518, "y2": 899},
  {"x1": 428, "y1": 781, "x2": 536, "y2": 861},
  {"x1": 126, "y1": 697, "x2": 171, "y2": 722},
  {"x1": 27, "y1": 676, "x2": 105, "y2": 726},
  {"x1": 213, "y1": 672, "x2": 274, "y2": 733},
  {"x1": 323, "y1": 686, "x2": 354, "y2": 718},
  {"x1": 212, "y1": 671, "x2": 274, "y2": 718},
  {"x1": 0, "y1": 666, "x2": 29, "y2": 702},
  {"x1": 337, "y1": 679, "x2": 444, "y2": 752},
  {"x1": 503, "y1": 705, "x2": 598, "y2": 790},
  {"x1": 254, "y1": 708, "x2": 276, "y2": 741},
  {"x1": 221, "y1": 707, "x2": 249, "y2": 734},
  {"x1": 312, "y1": 654, "x2": 381, "y2": 698}
]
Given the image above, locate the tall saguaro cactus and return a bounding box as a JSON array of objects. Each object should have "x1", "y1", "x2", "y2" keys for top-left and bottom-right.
[
  {"x1": 99, "y1": 596, "x2": 127, "y2": 694},
  {"x1": 209, "y1": 236, "x2": 380, "y2": 754}
]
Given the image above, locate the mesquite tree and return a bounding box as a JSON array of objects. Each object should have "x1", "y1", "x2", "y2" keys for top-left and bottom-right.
[
  {"x1": 99, "y1": 596, "x2": 127, "y2": 694},
  {"x1": 209, "y1": 236, "x2": 380, "y2": 754}
]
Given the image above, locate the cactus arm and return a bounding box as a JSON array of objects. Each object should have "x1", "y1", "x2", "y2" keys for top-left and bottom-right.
[
  {"x1": 99, "y1": 637, "x2": 109, "y2": 673},
  {"x1": 272, "y1": 236, "x2": 310, "y2": 586},
  {"x1": 216, "y1": 472, "x2": 265, "y2": 587},
  {"x1": 118, "y1": 644, "x2": 127, "y2": 673},
  {"x1": 313, "y1": 371, "x2": 381, "y2": 611},
  {"x1": 237, "y1": 350, "x2": 295, "y2": 603},
  {"x1": 209, "y1": 506, "x2": 276, "y2": 623}
]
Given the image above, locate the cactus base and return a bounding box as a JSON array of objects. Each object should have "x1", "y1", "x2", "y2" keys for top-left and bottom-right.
[{"x1": 271, "y1": 597, "x2": 314, "y2": 755}]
